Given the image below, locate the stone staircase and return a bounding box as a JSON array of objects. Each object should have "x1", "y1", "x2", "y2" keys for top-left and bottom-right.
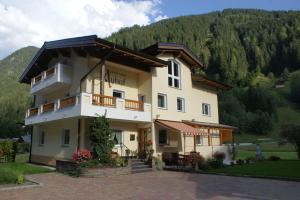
[{"x1": 130, "y1": 158, "x2": 152, "y2": 174}]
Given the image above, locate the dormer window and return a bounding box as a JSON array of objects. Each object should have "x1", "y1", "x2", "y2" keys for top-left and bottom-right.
[{"x1": 168, "y1": 60, "x2": 181, "y2": 89}]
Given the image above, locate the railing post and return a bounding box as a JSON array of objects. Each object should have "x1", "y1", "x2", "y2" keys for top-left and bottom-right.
[{"x1": 57, "y1": 99, "x2": 61, "y2": 110}]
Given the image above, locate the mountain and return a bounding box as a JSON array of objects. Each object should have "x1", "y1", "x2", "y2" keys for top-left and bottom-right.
[
  {"x1": 0, "y1": 46, "x2": 38, "y2": 138},
  {"x1": 108, "y1": 9, "x2": 300, "y2": 85},
  {"x1": 1, "y1": 9, "x2": 300, "y2": 139}
]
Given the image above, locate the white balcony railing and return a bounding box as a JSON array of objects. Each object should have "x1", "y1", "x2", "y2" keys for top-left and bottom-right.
[
  {"x1": 25, "y1": 93, "x2": 151, "y2": 125},
  {"x1": 30, "y1": 63, "x2": 72, "y2": 94}
]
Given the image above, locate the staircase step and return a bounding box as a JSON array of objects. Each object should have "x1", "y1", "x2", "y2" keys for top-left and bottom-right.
[
  {"x1": 131, "y1": 161, "x2": 146, "y2": 166},
  {"x1": 131, "y1": 168, "x2": 153, "y2": 174}
]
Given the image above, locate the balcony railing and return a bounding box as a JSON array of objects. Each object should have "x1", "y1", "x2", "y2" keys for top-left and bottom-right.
[
  {"x1": 28, "y1": 108, "x2": 39, "y2": 117},
  {"x1": 25, "y1": 93, "x2": 151, "y2": 125},
  {"x1": 31, "y1": 66, "x2": 57, "y2": 87},
  {"x1": 60, "y1": 96, "x2": 76, "y2": 109},
  {"x1": 92, "y1": 94, "x2": 116, "y2": 107},
  {"x1": 42, "y1": 102, "x2": 55, "y2": 113},
  {"x1": 125, "y1": 99, "x2": 144, "y2": 111}
]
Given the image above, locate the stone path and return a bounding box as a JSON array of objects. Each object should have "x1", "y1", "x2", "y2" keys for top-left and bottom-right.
[{"x1": 1, "y1": 171, "x2": 299, "y2": 200}]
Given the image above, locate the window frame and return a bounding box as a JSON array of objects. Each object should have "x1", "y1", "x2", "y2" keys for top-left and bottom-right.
[
  {"x1": 168, "y1": 60, "x2": 181, "y2": 89},
  {"x1": 111, "y1": 129, "x2": 124, "y2": 147},
  {"x1": 112, "y1": 90, "x2": 125, "y2": 99},
  {"x1": 196, "y1": 135, "x2": 204, "y2": 146},
  {"x1": 177, "y1": 97, "x2": 185, "y2": 112},
  {"x1": 61, "y1": 129, "x2": 70, "y2": 147},
  {"x1": 158, "y1": 129, "x2": 169, "y2": 145},
  {"x1": 38, "y1": 131, "x2": 45, "y2": 146},
  {"x1": 202, "y1": 103, "x2": 211, "y2": 116},
  {"x1": 157, "y1": 93, "x2": 167, "y2": 109}
]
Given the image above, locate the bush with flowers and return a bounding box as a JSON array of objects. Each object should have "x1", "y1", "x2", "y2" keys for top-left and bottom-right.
[{"x1": 72, "y1": 149, "x2": 92, "y2": 163}]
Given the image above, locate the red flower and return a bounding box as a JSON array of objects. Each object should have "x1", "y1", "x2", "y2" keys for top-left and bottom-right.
[{"x1": 72, "y1": 149, "x2": 92, "y2": 163}]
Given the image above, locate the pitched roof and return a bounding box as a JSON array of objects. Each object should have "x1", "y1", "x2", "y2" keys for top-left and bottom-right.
[
  {"x1": 183, "y1": 120, "x2": 237, "y2": 130},
  {"x1": 155, "y1": 119, "x2": 207, "y2": 136},
  {"x1": 19, "y1": 35, "x2": 168, "y2": 83},
  {"x1": 141, "y1": 43, "x2": 204, "y2": 68}
]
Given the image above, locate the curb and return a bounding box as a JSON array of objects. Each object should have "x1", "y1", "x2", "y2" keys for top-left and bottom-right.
[
  {"x1": 163, "y1": 168, "x2": 300, "y2": 182},
  {"x1": 0, "y1": 177, "x2": 43, "y2": 191}
]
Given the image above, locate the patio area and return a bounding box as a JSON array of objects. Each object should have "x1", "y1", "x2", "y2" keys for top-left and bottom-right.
[{"x1": 1, "y1": 171, "x2": 299, "y2": 200}]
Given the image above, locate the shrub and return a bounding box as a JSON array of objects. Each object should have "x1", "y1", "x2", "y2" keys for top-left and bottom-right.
[
  {"x1": 17, "y1": 175, "x2": 25, "y2": 184},
  {"x1": 207, "y1": 159, "x2": 223, "y2": 168},
  {"x1": 114, "y1": 157, "x2": 126, "y2": 167},
  {"x1": 0, "y1": 140, "x2": 14, "y2": 162},
  {"x1": 268, "y1": 155, "x2": 281, "y2": 161},
  {"x1": 72, "y1": 149, "x2": 92, "y2": 163},
  {"x1": 245, "y1": 157, "x2": 255, "y2": 164},
  {"x1": 89, "y1": 115, "x2": 114, "y2": 163},
  {"x1": 0, "y1": 170, "x2": 17, "y2": 184},
  {"x1": 236, "y1": 159, "x2": 244, "y2": 165},
  {"x1": 153, "y1": 157, "x2": 164, "y2": 171},
  {"x1": 186, "y1": 152, "x2": 205, "y2": 169},
  {"x1": 213, "y1": 152, "x2": 226, "y2": 161}
]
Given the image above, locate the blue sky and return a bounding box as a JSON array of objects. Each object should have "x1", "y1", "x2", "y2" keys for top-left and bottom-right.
[{"x1": 158, "y1": 0, "x2": 300, "y2": 18}]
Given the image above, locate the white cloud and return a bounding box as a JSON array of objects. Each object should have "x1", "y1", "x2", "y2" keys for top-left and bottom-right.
[
  {"x1": 154, "y1": 15, "x2": 168, "y2": 22},
  {"x1": 0, "y1": 0, "x2": 166, "y2": 59}
]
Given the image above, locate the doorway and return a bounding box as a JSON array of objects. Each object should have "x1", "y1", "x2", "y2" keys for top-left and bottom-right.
[{"x1": 138, "y1": 128, "x2": 147, "y2": 158}]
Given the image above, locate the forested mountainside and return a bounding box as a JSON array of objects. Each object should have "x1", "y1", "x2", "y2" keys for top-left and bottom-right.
[
  {"x1": 0, "y1": 9, "x2": 300, "y2": 139},
  {"x1": 0, "y1": 47, "x2": 38, "y2": 138},
  {"x1": 109, "y1": 9, "x2": 300, "y2": 85}
]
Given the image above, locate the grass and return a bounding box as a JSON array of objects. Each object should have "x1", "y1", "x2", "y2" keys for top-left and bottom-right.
[
  {"x1": 236, "y1": 150, "x2": 298, "y2": 160},
  {"x1": 0, "y1": 154, "x2": 52, "y2": 185},
  {"x1": 207, "y1": 160, "x2": 300, "y2": 180}
]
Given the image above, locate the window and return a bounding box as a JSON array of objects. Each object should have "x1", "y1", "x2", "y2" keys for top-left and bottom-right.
[
  {"x1": 196, "y1": 135, "x2": 204, "y2": 145},
  {"x1": 157, "y1": 93, "x2": 167, "y2": 109},
  {"x1": 202, "y1": 103, "x2": 211, "y2": 116},
  {"x1": 38, "y1": 131, "x2": 45, "y2": 146},
  {"x1": 113, "y1": 90, "x2": 124, "y2": 99},
  {"x1": 210, "y1": 129, "x2": 219, "y2": 137},
  {"x1": 159, "y1": 129, "x2": 168, "y2": 145},
  {"x1": 111, "y1": 129, "x2": 123, "y2": 146},
  {"x1": 177, "y1": 97, "x2": 185, "y2": 112},
  {"x1": 62, "y1": 129, "x2": 70, "y2": 146},
  {"x1": 168, "y1": 60, "x2": 181, "y2": 88},
  {"x1": 130, "y1": 134, "x2": 135, "y2": 141}
]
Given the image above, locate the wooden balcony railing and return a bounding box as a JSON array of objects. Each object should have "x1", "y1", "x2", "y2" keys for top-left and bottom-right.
[
  {"x1": 60, "y1": 96, "x2": 76, "y2": 109},
  {"x1": 42, "y1": 102, "x2": 55, "y2": 113},
  {"x1": 45, "y1": 67, "x2": 55, "y2": 78},
  {"x1": 34, "y1": 74, "x2": 42, "y2": 84},
  {"x1": 125, "y1": 99, "x2": 144, "y2": 111},
  {"x1": 92, "y1": 94, "x2": 116, "y2": 107},
  {"x1": 28, "y1": 108, "x2": 39, "y2": 117}
]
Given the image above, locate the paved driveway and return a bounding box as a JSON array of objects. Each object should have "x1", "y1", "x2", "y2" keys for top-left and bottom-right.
[{"x1": 1, "y1": 171, "x2": 300, "y2": 200}]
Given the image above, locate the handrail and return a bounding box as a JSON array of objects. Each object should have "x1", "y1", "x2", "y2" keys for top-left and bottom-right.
[
  {"x1": 125, "y1": 99, "x2": 144, "y2": 111},
  {"x1": 60, "y1": 96, "x2": 76, "y2": 109},
  {"x1": 28, "y1": 107, "x2": 39, "y2": 117},
  {"x1": 120, "y1": 142, "x2": 131, "y2": 157},
  {"x1": 45, "y1": 67, "x2": 55, "y2": 77},
  {"x1": 42, "y1": 102, "x2": 55, "y2": 113},
  {"x1": 92, "y1": 94, "x2": 116, "y2": 107}
]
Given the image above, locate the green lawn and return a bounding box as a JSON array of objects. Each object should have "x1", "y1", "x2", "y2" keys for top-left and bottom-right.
[
  {"x1": 207, "y1": 160, "x2": 300, "y2": 179},
  {"x1": 0, "y1": 154, "x2": 52, "y2": 185},
  {"x1": 236, "y1": 150, "x2": 298, "y2": 160}
]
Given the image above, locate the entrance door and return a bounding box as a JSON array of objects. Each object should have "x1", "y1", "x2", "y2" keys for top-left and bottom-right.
[{"x1": 138, "y1": 128, "x2": 147, "y2": 158}]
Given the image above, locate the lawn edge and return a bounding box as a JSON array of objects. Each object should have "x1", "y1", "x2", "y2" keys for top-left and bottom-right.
[
  {"x1": 0, "y1": 177, "x2": 43, "y2": 191},
  {"x1": 163, "y1": 168, "x2": 300, "y2": 182}
]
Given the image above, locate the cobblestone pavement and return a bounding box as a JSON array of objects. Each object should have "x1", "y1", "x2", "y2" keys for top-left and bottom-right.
[{"x1": 1, "y1": 171, "x2": 300, "y2": 200}]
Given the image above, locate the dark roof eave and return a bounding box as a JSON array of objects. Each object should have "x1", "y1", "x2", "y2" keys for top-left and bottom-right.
[
  {"x1": 19, "y1": 35, "x2": 168, "y2": 83},
  {"x1": 182, "y1": 120, "x2": 238, "y2": 130},
  {"x1": 191, "y1": 75, "x2": 232, "y2": 90}
]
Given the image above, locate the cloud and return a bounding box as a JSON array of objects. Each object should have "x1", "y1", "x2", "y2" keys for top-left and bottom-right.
[
  {"x1": 154, "y1": 15, "x2": 168, "y2": 22},
  {"x1": 0, "y1": 0, "x2": 166, "y2": 59}
]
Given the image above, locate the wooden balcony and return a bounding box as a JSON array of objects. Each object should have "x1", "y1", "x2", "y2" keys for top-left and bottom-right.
[
  {"x1": 60, "y1": 96, "x2": 76, "y2": 109},
  {"x1": 92, "y1": 94, "x2": 116, "y2": 107},
  {"x1": 28, "y1": 108, "x2": 39, "y2": 117},
  {"x1": 125, "y1": 99, "x2": 144, "y2": 111},
  {"x1": 41, "y1": 102, "x2": 55, "y2": 113},
  {"x1": 45, "y1": 67, "x2": 55, "y2": 78},
  {"x1": 25, "y1": 93, "x2": 151, "y2": 125}
]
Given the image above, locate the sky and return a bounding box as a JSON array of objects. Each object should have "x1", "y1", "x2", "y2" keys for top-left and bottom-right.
[{"x1": 0, "y1": 0, "x2": 299, "y2": 59}]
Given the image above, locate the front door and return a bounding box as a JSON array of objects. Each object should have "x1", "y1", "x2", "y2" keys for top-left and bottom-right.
[{"x1": 138, "y1": 129, "x2": 147, "y2": 158}]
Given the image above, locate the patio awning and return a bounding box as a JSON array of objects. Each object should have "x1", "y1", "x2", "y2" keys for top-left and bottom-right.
[{"x1": 155, "y1": 120, "x2": 207, "y2": 136}]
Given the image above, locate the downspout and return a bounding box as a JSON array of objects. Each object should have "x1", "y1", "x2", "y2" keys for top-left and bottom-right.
[
  {"x1": 77, "y1": 46, "x2": 115, "y2": 150},
  {"x1": 29, "y1": 95, "x2": 36, "y2": 163}
]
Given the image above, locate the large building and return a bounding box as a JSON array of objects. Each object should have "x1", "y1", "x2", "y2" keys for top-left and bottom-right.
[{"x1": 20, "y1": 35, "x2": 235, "y2": 166}]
